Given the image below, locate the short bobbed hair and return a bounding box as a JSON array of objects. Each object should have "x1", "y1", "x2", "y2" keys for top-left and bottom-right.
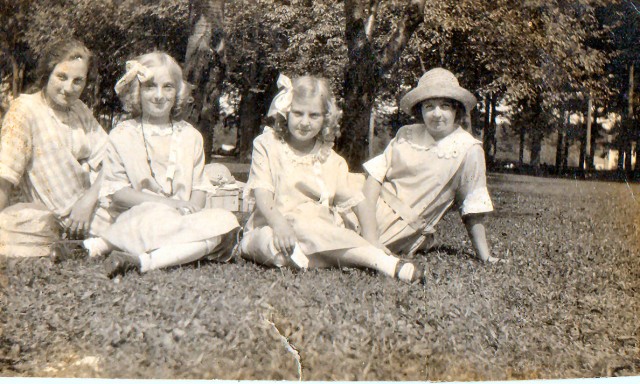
[
  {"x1": 271, "y1": 76, "x2": 341, "y2": 146},
  {"x1": 118, "y1": 52, "x2": 193, "y2": 120},
  {"x1": 411, "y1": 97, "x2": 471, "y2": 131},
  {"x1": 36, "y1": 39, "x2": 93, "y2": 89}
]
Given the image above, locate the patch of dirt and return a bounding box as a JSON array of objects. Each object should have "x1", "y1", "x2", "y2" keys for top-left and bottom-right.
[{"x1": 0, "y1": 173, "x2": 638, "y2": 380}]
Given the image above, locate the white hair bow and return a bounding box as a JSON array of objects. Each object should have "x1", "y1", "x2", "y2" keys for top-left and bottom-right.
[
  {"x1": 114, "y1": 60, "x2": 153, "y2": 96},
  {"x1": 267, "y1": 74, "x2": 293, "y2": 118}
]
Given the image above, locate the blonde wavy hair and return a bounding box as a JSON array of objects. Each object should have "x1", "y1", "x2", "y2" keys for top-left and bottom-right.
[
  {"x1": 118, "y1": 52, "x2": 193, "y2": 119},
  {"x1": 270, "y1": 76, "x2": 341, "y2": 146}
]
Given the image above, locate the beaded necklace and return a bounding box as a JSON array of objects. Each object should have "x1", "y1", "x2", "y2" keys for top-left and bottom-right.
[{"x1": 140, "y1": 118, "x2": 174, "y2": 197}]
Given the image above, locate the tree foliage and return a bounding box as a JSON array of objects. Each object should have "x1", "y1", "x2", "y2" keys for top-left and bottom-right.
[{"x1": 0, "y1": 0, "x2": 637, "y2": 173}]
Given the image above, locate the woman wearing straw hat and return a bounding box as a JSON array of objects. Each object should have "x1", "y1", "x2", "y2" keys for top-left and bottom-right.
[{"x1": 359, "y1": 68, "x2": 501, "y2": 263}]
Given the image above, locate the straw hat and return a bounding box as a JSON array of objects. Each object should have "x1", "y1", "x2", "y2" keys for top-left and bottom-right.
[{"x1": 399, "y1": 68, "x2": 477, "y2": 115}]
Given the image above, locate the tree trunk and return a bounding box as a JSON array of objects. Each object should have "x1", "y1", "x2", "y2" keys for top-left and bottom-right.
[
  {"x1": 482, "y1": 93, "x2": 493, "y2": 166},
  {"x1": 489, "y1": 92, "x2": 498, "y2": 161},
  {"x1": 555, "y1": 125, "x2": 564, "y2": 173},
  {"x1": 530, "y1": 128, "x2": 543, "y2": 172},
  {"x1": 616, "y1": 136, "x2": 626, "y2": 173},
  {"x1": 339, "y1": 39, "x2": 377, "y2": 170},
  {"x1": 628, "y1": 62, "x2": 639, "y2": 180},
  {"x1": 519, "y1": 125, "x2": 525, "y2": 168},
  {"x1": 624, "y1": 138, "x2": 633, "y2": 175},
  {"x1": 10, "y1": 54, "x2": 21, "y2": 98},
  {"x1": 585, "y1": 95, "x2": 593, "y2": 170},
  {"x1": 529, "y1": 95, "x2": 544, "y2": 172},
  {"x1": 589, "y1": 100, "x2": 598, "y2": 171},
  {"x1": 368, "y1": 108, "x2": 375, "y2": 158},
  {"x1": 562, "y1": 129, "x2": 570, "y2": 170},
  {"x1": 482, "y1": 93, "x2": 490, "y2": 144},
  {"x1": 339, "y1": 0, "x2": 426, "y2": 169},
  {"x1": 183, "y1": 0, "x2": 226, "y2": 162},
  {"x1": 236, "y1": 86, "x2": 268, "y2": 159},
  {"x1": 579, "y1": 120, "x2": 587, "y2": 172},
  {"x1": 556, "y1": 111, "x2": 569, "y2": 172}
]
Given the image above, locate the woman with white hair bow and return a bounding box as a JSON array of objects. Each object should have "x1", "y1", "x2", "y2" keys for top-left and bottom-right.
[{"x1": 88, "y1": 52, "x2": 239, "y2": 277}]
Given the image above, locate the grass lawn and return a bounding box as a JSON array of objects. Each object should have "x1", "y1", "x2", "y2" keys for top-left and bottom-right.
[{"x1": 0, "y1": 173, "x2": 638, "y2": 380}]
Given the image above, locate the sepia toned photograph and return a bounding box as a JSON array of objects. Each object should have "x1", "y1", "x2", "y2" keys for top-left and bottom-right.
[{"x1": 0, "y1": 0, "x2": 638, "y2": 380}]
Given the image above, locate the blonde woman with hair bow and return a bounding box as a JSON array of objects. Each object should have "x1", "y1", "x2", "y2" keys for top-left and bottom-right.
[
  {"x1": 88, "y1": 52, "x2": 239, "y2": 277},
  {"x1": 238, "y1": 74, "x2": 425, "y2": 284}
]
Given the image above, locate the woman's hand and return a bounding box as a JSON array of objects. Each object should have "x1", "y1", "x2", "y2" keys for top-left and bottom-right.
[
  {"x1": 171, "y1": 199, "x2": 202, "y2": 215},
  {"x1": 462, "y1": 213, "x2": 504, "y2": 264},
  {"x1": 63, "y1": 192, "x2": 98, "y2": 239},
  {"x1": 271, "y1": 219, "x2": 297, "y2": 256}
]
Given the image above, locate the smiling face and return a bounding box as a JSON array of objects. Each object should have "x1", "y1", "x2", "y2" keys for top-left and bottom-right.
[
  {"x1": 287, "y1": 94, "x2": 325, "y2": 150},
  {"x1": 44, "y1": 59, "x2": 88, "y2": 110},
  {"x1": 420, "y1": 98, "x2": 458, "y2": 140},
  {"x1": 140, "y1": 66, "x2": 177, "y2": 124}
]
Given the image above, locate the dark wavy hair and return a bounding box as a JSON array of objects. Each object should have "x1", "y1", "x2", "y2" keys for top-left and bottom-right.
[
  {"x1": 269, "y1": 76, "x2": 342, "y2": 146},
  {"x1": 36, "y1": 39, "x2": 93, "y2": 89},
  {"x1": 411, "y1": 98, "x2": 471, "y2": 130},
  {"x1": 117, "y1": 52, "x2": 193, "y2": 120}
]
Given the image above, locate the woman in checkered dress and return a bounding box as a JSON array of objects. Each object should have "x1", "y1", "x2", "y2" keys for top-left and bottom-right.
[{"x1": 0, "y1": 39, "x2": 110, "y2": 258}]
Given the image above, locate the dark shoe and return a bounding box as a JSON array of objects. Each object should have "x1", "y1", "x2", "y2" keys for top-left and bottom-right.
[
  {"x1": 395, "y1": 260, "x2": 426, "y2": 284},
  {"x1": 51, "y1": 240, "x2": 87, "y2": 263},
  {"x1": 212, "y1": 227, "x2": 243, "y2": 263},
  {"x1": 105, "y1": 251, "x2": 140, "y2": 278},
  {"x1": 230, "y1": 227, "x2": 244, "y2": 261}
]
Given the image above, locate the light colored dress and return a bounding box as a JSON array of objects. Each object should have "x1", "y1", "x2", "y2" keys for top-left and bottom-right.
[
  {"x1": 0, "y1": 92, "x2": 109, "y2": 257},
  {"x1": 99, "y1": 119, "x2": 238, "y2": 256},
  {"x1": 242, "y1": 127, "x2": 369, "y2": 258},
  {"x1": 363, "y1": 124, "x2": 493, "y2": 254}
]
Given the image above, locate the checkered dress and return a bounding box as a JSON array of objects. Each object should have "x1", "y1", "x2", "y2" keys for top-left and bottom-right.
[{"x1": 0, "y1": 93, "x2": 109, "y2": 220}]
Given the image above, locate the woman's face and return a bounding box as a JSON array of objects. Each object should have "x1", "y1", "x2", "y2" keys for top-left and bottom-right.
[
  {"x1": 287, "y1": 95, "x2": 325, "y2": 148},
  {"x1": 421, "y1": 98, "x2": 457, "y2": 140},
  {"x1": 44, "y1": 59, "x2": 88, "y2": 110},
  {"x1": 140, "y1": 66, "x2": 177, "y2": 124}
]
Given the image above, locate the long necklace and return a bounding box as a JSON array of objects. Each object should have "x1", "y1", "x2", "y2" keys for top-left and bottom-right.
[
  {"x1": 42, "y1": 91, "x2": 75, "y2": 154},
  {"x1": 140, "y1": 119, "x2": 174, "y2": 197}
]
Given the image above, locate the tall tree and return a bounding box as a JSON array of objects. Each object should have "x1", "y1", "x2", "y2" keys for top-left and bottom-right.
[
  {"x1": 183, "y1": 0, "x2": 226, "y2": 161},
  {"x1": 225, "y1": 0, "x2": 346, "y2": 157},
  {"x1": 0, "y1": 0, "x2": 33, "y2": 103},
  {"x1": 20, "y1": 0, "x2": 191, "y2": 127},
  {"x1": 338, "y1": 0, "x2": 426, "y2": 169}
]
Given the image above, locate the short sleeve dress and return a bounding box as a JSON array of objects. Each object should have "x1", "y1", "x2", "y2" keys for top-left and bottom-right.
[
  {"x1": 363, "y1": 124, "x2": 493, "y2": 254},
  {"x1": 0, "y1": 92, "x2": 110, "y2": 257},
  {"x1": 98, "y1": 119, "x2": 239, "y2": 256},
  {"x1": 242, "y1": 127, "x2": 370, "y2": 256}
]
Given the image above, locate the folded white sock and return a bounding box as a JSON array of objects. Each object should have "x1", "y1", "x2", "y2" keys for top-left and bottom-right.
[
  {"x1": 83, "y1": 237, "x2": 111, "y2": 257},
  {"x1": 397, "y1": 263, "x2": 415, "y2": 282}
]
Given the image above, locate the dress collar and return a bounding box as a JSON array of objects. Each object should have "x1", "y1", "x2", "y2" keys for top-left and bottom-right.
[
  {"x1": 401, "y1": 125, "x2": 470, "y2": 159},
  {"x1": 264, "y1": 126, "x2": 333, "y2": 165},
  {"x1": 140, "y1": 120, "x2": 180, "y2": 137}
]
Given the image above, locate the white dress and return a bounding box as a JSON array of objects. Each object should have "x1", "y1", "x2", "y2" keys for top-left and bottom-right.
[
  {"x1": 242, "y1": 127, "x2": 369, "y2": 258},
  {"x1": 363, "y1": 124, "x2": 494, "y2": 253},
  {"x1": 99, "y1": 119, "x2": 238, "y2": 256}
]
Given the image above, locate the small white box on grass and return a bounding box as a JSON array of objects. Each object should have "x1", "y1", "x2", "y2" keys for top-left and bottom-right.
[{"x1": 206, "y1": 187, "x2": 240, "y2": 211}]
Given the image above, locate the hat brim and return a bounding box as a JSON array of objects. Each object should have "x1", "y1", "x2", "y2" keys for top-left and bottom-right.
[{"x1": 399, "y1": 87, "x2": 477, "y2": 115}]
